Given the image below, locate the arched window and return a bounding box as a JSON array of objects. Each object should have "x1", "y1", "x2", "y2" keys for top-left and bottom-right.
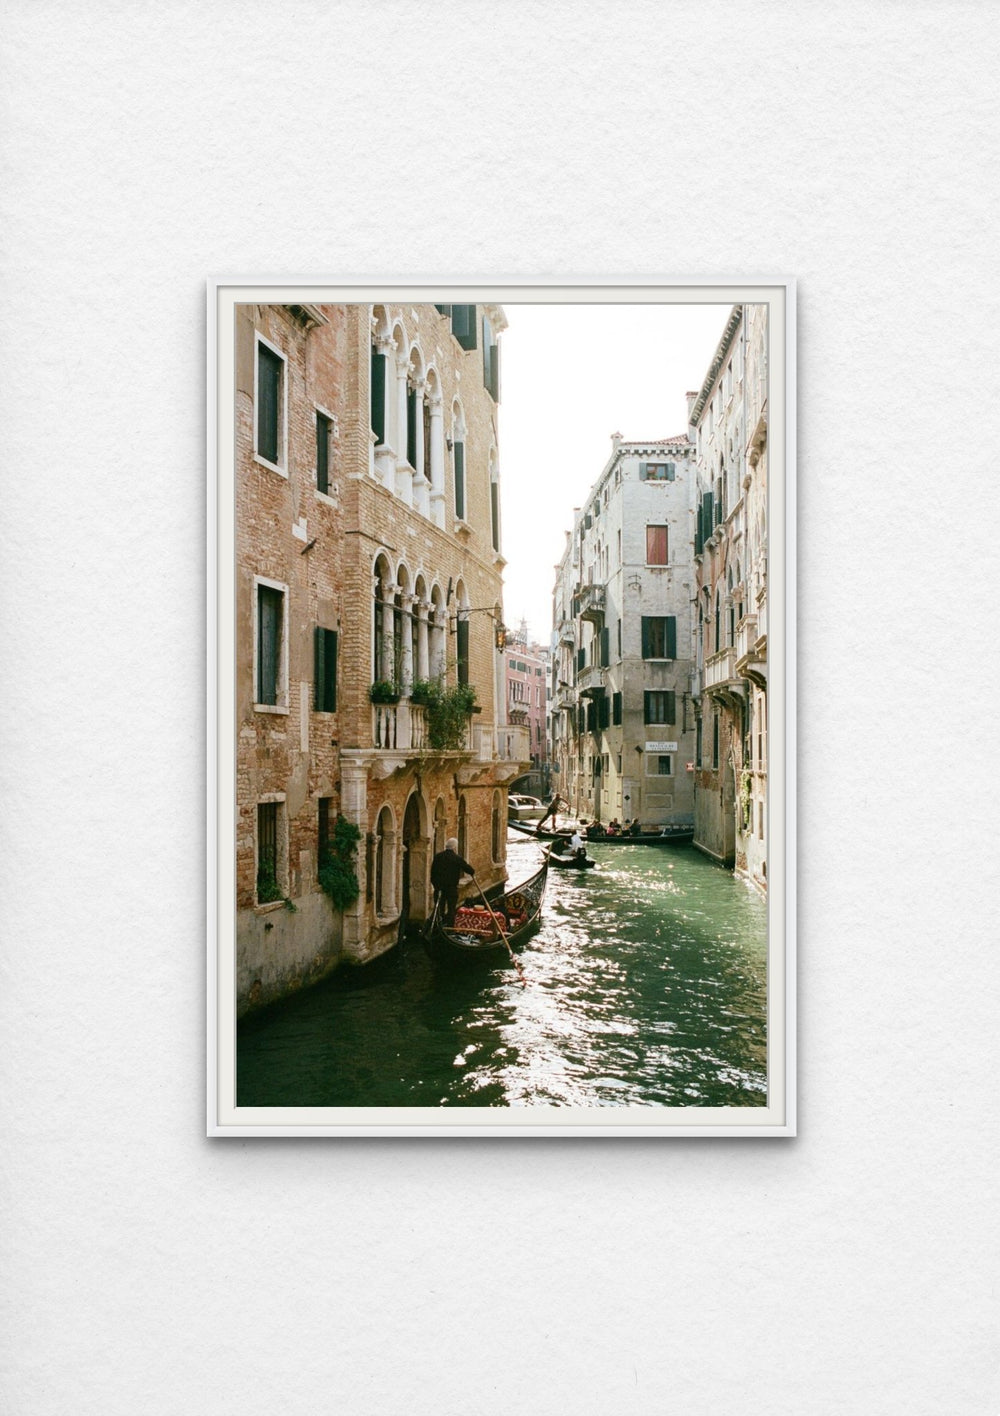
[
  {"x1": 373, "y1": 554, "x2": 397, "y2": 684},
  {"x1": 375, "y1": 805, "x2": 395, "y2": 917}
]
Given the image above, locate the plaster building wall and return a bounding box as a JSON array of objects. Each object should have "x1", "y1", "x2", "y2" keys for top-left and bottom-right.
[
  {"x1": 690, "y1": 304, "x2": 768, "y2": 888},
  {"x1": 552, "y1": 435, "x2": 697, "y2": 829},
  {"x1": 235, "y1": 302, "x2": 349, "y2": 1014}
]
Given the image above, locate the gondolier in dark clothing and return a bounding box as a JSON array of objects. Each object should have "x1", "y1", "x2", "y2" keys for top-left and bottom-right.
[
  {"x1": 430, "y1": 838, "x2": 475, "y2": 926},
  {"x1": 538, "y1": 793, "x2": 564, "y2": 829}
]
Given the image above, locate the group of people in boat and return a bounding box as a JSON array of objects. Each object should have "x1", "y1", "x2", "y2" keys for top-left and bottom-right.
[{"x1": 582, "y1": 818, "x2": 644, "y2": 839}]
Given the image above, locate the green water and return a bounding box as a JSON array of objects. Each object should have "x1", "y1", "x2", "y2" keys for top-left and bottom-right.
[{"x1": 236, "y1": 833, "x2": 768, "y2": 1108}]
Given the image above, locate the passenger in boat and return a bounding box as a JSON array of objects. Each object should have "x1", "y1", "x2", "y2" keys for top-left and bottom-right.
[
  {"x1": 431, "y1": 838, "x2": 475, "y2": 926},
  {"x1": 627, "y1": 819, "x2": 642, "y2": 837},
  {"x1": 537, "y1": 793, "x2": 565, "y2": 829},
  {"x1": 606, "y1": 818, "x2": 621, "y2": 836},
  {"x1": 569, "y1": 828, "x2": 587, "y2": 861}
]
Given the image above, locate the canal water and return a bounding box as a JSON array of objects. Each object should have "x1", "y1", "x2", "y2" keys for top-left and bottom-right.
[{"x1": 237, "y1": 833, "x2": 768, "y2": 1109}]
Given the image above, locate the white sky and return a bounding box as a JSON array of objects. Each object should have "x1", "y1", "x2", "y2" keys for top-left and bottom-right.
[{"x1": 497, "y1": 303, "x2": 732, "y2": 645}]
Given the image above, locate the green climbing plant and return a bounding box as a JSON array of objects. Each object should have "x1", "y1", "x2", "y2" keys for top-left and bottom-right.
[
  {"x1": 739, "y1": 769, "x2": 753, "y2": 832},
  {"x1": 318, "y1": 816, "x2": 362, "y2": 911},
  {"x1": 418, "y1": 682, "x2": 479, "y2": 750}
]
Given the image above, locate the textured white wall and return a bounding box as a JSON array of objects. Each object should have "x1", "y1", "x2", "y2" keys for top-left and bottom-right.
[{"x1": 1, "y1": 3, "x2": 996, "y2": 1413}]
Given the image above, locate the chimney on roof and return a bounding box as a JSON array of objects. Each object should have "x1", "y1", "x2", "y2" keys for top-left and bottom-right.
[
  {"x1": 685, "y1": 391, "x2": 698, "y2": 425},
  {"x1": 611, "y1": 431, "x2": 622, "y2": 452}
]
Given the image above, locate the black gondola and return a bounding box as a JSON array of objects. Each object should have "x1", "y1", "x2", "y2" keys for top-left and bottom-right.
[
  {"x1": 508, "y1": 819, "x2": 693, "y2": 846},
  {"x1": 424, "y1": 860, "x2": 548, "y2": 965}
]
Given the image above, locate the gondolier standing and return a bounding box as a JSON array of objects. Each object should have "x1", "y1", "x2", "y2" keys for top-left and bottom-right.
[
  {"x1": 538, "y1": 793, "x2": 564, "y2": 829},
  {"x1": 430, "y1": 838, "x2": 475, "y2": 927}
]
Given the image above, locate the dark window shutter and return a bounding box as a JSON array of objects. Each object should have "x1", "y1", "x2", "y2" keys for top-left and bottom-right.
[
  {"x1": 456, "y1": 619, "x2": 469, "y2": 686},
  {"x1": 406, "y1": 387, "x2": 417, "y2": 468},
  {"x1": 613, "y1": 691, "x2": 622, "y2": 725},
  {"x1": 451, "y1": 304, "x2": 477, "y2": 350},
  {"x1": 641, "y1": 617, "x2": 651, "y2": 659},
  {"x1": 666, "y1": 617, "x2": 677, "y2": 659},
  {"x1": 638, "y1": 462, "x2": 647, "y2": 480},
  {"x1": 703, "y1": 491, "x2": 714, "y2": 537},
  {"x1": 257, "y1": 586, "x2": 281, "y2": 705},
  {"x1": 600, "y1": 626, "x2": 610, "y2": 666},
  {"x1": 314, "y1": 627, "x2": 338, "y2": 712},
  {"x1": 586, "y1": 700, "x2": 597, "y2": 733},
  {"x1": 490, "y1": 481, "x2": 500, "y2": 551},
  {"x1": 577, "y1": 647, "x2": 586, "y2": 672},
  {"x1": 598, "y1": 694, "x2": 610, "y2": 730},
  {"x1": 666, "y1": 462, "x2": 675, "y2": 481},
  {"x1": 490, "y1": 341, "x2": 500, "y2": 402},
  {"x1": 454, "y1": 442, "x2": 465, "y2": 520},
  {"x1": 316, "y1": 413, "x2": 330, "y2": 494},
  {"x1": 665, "y1": 691, "x2": 676, "y2": 725},
  {"x1": 257, "y1": 343, "x2": 281, "y2": 463},
  {"x1": 643, "y1": 691, "x2": 653, "y2": 724},
  {"x1": 695, "y1": 503, "x2": 704, "y2": 555},
  {"x1": 435, "y1": 304, "x2": 452, "y2": 317},
  {"x1": 370, "y1": 349, "x2": 386, "y2": 443}
]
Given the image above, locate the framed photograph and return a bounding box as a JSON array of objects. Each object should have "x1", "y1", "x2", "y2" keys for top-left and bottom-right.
[{"x1": 208, "y1": 279, "x2": 795, "y2": 1137}]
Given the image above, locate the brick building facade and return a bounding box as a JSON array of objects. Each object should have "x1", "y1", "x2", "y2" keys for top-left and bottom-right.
[{"x1": 236, "y1": 301, "x2": 529, "y2": 1014}]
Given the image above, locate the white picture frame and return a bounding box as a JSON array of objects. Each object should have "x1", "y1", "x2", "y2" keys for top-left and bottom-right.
[{"x1": 208, "y1": 278, "x2": 796, "y2": 1137}]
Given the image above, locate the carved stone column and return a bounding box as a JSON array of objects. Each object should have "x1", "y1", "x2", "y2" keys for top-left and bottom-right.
[
  {"x1": 416, "y1": 600, "x2": 430, "y2": 681},
  {"x1": 399, "y1": 592, "x2": 414, "y2": 694},
  {"x1": 428, "y1": 394, "x2": 445, "y2": 527}
]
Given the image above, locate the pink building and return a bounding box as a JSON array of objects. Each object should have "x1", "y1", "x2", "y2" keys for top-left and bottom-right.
[{"x1": 505, "y1": 624, "x2": 550, "y2": 782}]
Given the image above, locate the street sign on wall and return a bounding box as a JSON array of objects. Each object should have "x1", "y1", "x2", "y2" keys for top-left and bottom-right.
[{"x1": 644, "y1": 741, "x2": 677, "y2": 752}]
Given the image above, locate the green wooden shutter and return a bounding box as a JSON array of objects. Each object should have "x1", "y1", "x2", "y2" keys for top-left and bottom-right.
[
  {"x1": 665, "y1": 691, "x2": 676, "y2": 725},
  {"x1": 600, "y1": 626, "x2": 610, "y2": 666},
  {"x1": 613, "y1": 691, "x2": 622, "y2": 725},
  {"x1": 641, "y1": 617, "x2": 651, "y2": 659},
  {"x1": 643, "y1": 691, "x2": 652, "y2": 724},
  {"x1": 598, "y1": 693, "x2": 610, "y2": 730},
  {"x1": 314, "y1": 627, "x2": 338, "y2": 712},
  {"x1": 666, "y1": 462, "x2": 675, "y2": 481},
  {"x1": 638, "y1": 462, "x2": 647, "y2": 480},
  {"x1": 703, "y1": 491, "x2": 714, "y2": 536},
  {"x1": 490, "y1": 481, "x2": 500, "y2": 551},
  {"x1": 370, "y1": 349, "x2": 386, "y2": 444},
  {"x1": 258, "y1": 586, "x2": 281, "y2": 705},
  {"x1": 451, "y1": 305, "x2": 477, "y2": 350},
  {"x1": 454, "y1": 442, "x2": 465, "y2": 519},
  {"x1": 406, "y1": 386, "x2": 417, "y2": 467},
  {"x1": 435, "y1": 304, "x2": 452, "y2": 317},
  {"x1": 666, "y1": 617, "x2": 676, "y2": 659},
  {"x1": 456, "y1": 619, "x2": 469, "y2": 686},
  {"x1": 257, "y1": 343, "x2": 281, "y2": 463},
  {"x1": 316, "y1": 413, "x2": 330, "y2": 494}
]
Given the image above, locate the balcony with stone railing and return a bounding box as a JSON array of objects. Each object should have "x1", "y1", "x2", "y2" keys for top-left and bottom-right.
[
  {"x1": 703, "y1": 646, "x2": 740, "y2": 694},
  {"x1": 574, "y1": 583, "x2": 606, "y2": 622},
  {"x1": 577, "y1": 661, "x2": 607, "y2": 695},
  {"x1": 372, "y1": 701, "x2": 430, "y2": 751},
  {"x1": 735, "y1": 611, "x2": 767, "y2": 689}
]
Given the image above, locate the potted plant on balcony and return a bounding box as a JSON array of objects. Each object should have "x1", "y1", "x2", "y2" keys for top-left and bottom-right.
[
  {"x1": 369, "y1": 679, "x2": 401, "y2": 705},
  {"x1": 408, "y1": 678, "x2": 439, "y2": 706}
]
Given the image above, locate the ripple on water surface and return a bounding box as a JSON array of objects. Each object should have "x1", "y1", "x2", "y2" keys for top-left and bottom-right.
[{"x1": 237, "y1": 834, "x2": 767, "y2": 1109}]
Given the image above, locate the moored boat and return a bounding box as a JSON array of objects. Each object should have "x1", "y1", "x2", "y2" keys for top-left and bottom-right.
[
  {"x1": 509, "y1": 819, "x2": 693, "y2": 846},
  {"x1": 424, "y1": 860, "x2": 548, "y2": 965}
]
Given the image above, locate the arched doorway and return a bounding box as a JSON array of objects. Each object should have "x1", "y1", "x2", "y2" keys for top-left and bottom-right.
[{"x1": 401, "y1": 790, "x2": 428, "y2": 930}]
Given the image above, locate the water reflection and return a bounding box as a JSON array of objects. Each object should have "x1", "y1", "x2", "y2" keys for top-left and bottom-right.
[{"x1": 237, "y1": 834, "x2": 767, "y2": 1108}]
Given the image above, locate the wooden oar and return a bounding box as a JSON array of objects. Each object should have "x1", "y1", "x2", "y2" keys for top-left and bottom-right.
[{"x1": 474, "y1": 878, "x2": 527, "y2": 985}]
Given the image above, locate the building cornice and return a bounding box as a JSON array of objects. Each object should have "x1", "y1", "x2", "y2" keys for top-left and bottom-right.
[{"x1": 689, "y1": 305, "x2": 743, "y2": 427}]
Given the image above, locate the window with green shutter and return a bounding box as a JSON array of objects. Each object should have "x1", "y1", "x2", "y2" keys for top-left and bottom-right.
[
  {"x1": 612, "y1": 691, "x2": 622, "y2": 725},
  {"x1": 490, "y1": 480, "x2": 500, "y2": 551},
  {"x1": 456, "y1": 618, "x2": 469, "y2": 686},
  {"x1": 643, "y1": 691, "x2": 676, "y2": 725},
  {"x1": 370, "y1": 347, "x2": 386, "y2": 444},
  {"x1": 314, "y1": 627, "x2": 338, "y2": 712},
  {"x1": 598, "y1": 693, "x2": 610, "y2": 730},
  {"x1": 600, "y1": 626, "x2": 610, "y2": 666},
  {"x1": 257, "y1": 584, "x2": 283, "y2": 706},
  {"x1": 316, "y1": 412, "x2": 332, "y2": 494},
  {"x1": 406, "y1": 386, "x2": 417, "y2": 468},
  {"x1": 451, "y1": 304, "x2": 477, "y2": 350},
  {"x1": 256, "y1": 341, "x2": 283, "y2": 465},
  {"x1": 641, "y1": 616, "x2": 677, "y2": 659},
  {"x1": 453, "y1": 441, "x2": 465, "y2": 520}
]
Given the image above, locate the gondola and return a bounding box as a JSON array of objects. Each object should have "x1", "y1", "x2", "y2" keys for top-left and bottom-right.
[
  {"x1": 509, "y1": 819, "x2": 693, "y2": 846},
  {"x1": 545, "y1": 845, "x2": 596, "y2": 870},
  {"x1": 424, "y1": 860, "x2": 548, "y2": 965}
]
